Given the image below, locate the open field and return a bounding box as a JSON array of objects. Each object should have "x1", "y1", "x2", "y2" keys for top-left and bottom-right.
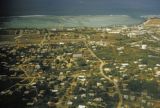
[{"x1": 144, "y1": 18, "x2": 160, "y2": 26}]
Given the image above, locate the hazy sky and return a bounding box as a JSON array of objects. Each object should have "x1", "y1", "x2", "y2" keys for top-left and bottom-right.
[{"x1": 0, "y1": 0, "x2": 160, "y2": 16}]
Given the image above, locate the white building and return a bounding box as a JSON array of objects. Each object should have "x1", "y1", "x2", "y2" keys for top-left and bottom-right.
[
  {"x1": 78, "y1": 105, "x2": 86, "y2": 108},
  {"x1": 141, "y1": 44, "x2": 147, "y2": 50}
]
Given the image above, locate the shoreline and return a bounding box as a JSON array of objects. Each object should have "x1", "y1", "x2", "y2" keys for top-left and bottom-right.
[
  {"x1": 0, "y1": 15, "x2": 145, "y2": 29},
  {"x1": 0, "y1": 15, "x2": 159, "y2": 29}
]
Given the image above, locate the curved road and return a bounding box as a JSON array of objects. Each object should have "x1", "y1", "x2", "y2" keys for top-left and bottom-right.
[
  {"x1": 84, "y1": 40, "x2": 123, "y2": 108},
  {"x1": 14, "y1": 34, "x2": 123, "y2": 107}
]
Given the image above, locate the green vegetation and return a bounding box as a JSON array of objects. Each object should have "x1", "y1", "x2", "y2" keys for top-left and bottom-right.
[
  {"x1": 127, "y1": 79, "x2": 160, "y2": 99},
  {"x1": 95, "y1": 46, "x2": 116, "y2": 60},
  {"x1": 76, "y1": 58, "x2": 87, "y2": 66}
]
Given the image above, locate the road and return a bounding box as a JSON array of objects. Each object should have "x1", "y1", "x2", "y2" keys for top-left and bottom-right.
[
  {"x1": 14, "y1": 34, "x2": 123, "y2": 107},
  {"x1": 151, "y1": 35, "x2": 160, "y2": 41},
  {"x1": 56, "y1": 78, "x2": 77, "y2": 108},
  {"x1": 3, "y1": 34, "x2": 40, "y2": 91},
  {"x1": 53, "y1": 38, "x2": 123, "y2": 108},
  {"x1": 84, "y1": 40, "x2": 123, "y2": 108}
]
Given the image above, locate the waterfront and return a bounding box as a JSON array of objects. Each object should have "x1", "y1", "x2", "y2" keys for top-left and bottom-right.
[{"x1": 0, "y1": 15, "x2": 145, "y2": 28}]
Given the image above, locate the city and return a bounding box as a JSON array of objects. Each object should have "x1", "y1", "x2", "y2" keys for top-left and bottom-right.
[{"x1": 0, "y1": 18, "x2": 160, "y2": 108}]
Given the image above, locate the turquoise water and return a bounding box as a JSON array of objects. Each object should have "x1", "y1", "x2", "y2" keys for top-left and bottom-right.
[{"x1": 0, "y1": 15, "x2": 145, "y2": 28}]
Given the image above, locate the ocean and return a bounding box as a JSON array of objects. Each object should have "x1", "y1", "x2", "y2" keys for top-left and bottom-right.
[
  {"x1": 0, "y1": 15, "x2": 147, "y2": 28},
  {"x1": 1, "y1": 0, "x2": 160, "y2": 28}
]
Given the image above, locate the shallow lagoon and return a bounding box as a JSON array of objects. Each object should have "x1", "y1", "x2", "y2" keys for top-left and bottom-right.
[{"x1": 0, "y1": 15, "x2": 145, "y2": 28}]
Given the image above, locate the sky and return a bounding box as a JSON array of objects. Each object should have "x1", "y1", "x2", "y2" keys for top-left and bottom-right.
[{"x1": 0, "y1": 0, "x2": 160, "y2": 16}]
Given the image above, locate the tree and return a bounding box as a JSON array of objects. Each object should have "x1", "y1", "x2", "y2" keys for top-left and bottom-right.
[
  {"x1": 127, "y1": 80, "x2": 143, "y2": 92},
  {"x1": 76, "y1": 58, "x2": 87, "y2": 67}
]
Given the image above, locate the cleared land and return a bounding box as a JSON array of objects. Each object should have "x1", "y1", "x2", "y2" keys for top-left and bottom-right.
[{"x1": 144, "y1": 18, "x2": 160, "y2": 26}]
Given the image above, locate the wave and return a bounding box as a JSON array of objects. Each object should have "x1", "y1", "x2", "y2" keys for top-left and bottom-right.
[
  {"x1": 140, "y1": 15, "x2": 160, "y2": 18},
  {"x1": 0, "y1": 14, "x2": 132, "y2": 18},
  {"x1": 1, "y1": 14, "x2": 160, "y2": 19},
  {"x1": 0, "y1": 15, "x2": 48, "y2": 18},
  {"x1": 0, "y1": 15, "x2": 145, "y2": 28},
  {"x1": 15, "y1": 15, "x2": 48, "y2": 18}
]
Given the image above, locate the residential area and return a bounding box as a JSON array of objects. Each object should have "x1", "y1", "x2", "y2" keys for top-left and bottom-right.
[{"x1": 0, "y1": 18, "x2": 160, "y2": 108}]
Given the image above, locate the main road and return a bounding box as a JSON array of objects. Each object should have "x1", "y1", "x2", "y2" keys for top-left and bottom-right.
[
  {"x1": 84, "y1": 40, "x2": 123, "y2": 108},
  {"x1": 15, "y1": 33, "x2": 123, "y2": 107}
]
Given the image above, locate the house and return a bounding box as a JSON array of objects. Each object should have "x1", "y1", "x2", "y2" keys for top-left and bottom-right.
[
  {"x1": 26, "y1": 102, "x2": 34, "y2": 106},
  {"x1": 141, "y1": 99, "x2": 147, "y2": 104},
  {"x1": 155, "y1": 71, "x2": 160, "y2": 77},
  {"x1": 121, "y1": 63, "x2": 129, "y2": 68},
  {"x1": 67, "y1": 101, "x2": 73, "y2": 105},
  {"x1": 104, "y1": 68, "x2": 111, "y2": 72},
  {"x1": 93, "y1": 97, "x2": 103, "y2": 102},
  {"x1": 141, "y1": 44, "x2": 147, "y2": 50},
  {"x1": 130, "y1": 96, "x2": 136, "y2": 101},
  {"x1": 47, "y1": 101, "x2": 56, "y2": 108},
  {"x1": 51, "y1": 28, "x2": 57, "y2": 31},
  {"x1": 156, "y1": 64, "x2": 160, "y2": 67},
  {"x1": 73, "y1": 54, "x2": 83, "y2": 58},
  {"x1": 59, "y1": 42, "x2": 64, "y2": 45},
  {"x1": 123, "y1": 95, "x2": 129, "y2": 100},
  {"x1": 81, "y1": 94, "x2": 86, "y2": 98},
  {"x1": 128, "y1": 32, "x2": 137, "y2": 38},
  {"x1": 78, "y1": 105, "x2": 86, "y2": 108},
  {"x1": 117, "y1": 47, "x2": 124, "y2": 51},
  {"x1": 108, "y1": 29, "x2": 121, "y2": 34},
  {"x1": 77, "y1": 75, "x2": 86, "y2": 82}
]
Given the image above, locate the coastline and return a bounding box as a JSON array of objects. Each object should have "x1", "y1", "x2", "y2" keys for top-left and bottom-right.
[
  {"x1": 0, "y1": 15, "x2": 144, "y2": 29},
  {"x1": 0, "y1": 15, "x2": 160, "y2": 29}
]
